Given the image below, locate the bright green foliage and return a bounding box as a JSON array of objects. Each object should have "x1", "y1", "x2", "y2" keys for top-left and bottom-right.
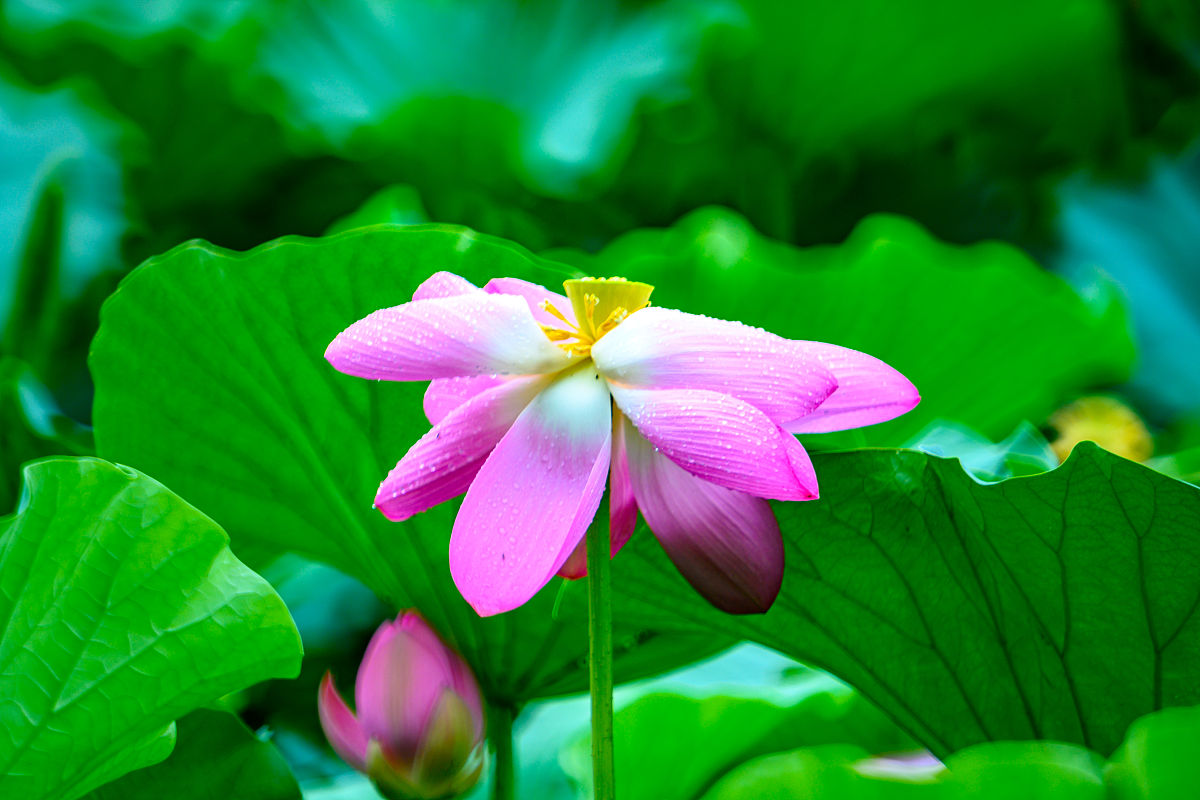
[
  {"x1": 696, "y1": 743, "x2": 1108, "y2": 800},
  {"x1": 1104, "y1": 706, "x2": 1200, "y2": 799},
  {"x1": 698, "y1": 747, "x2": 925, "y2": 800},
  {"x1": 939, "y1": 743, "x2": 1105, "y2": 799},
  {"x1": 0, "y1": 458, "x2": 303, "y2": 800},
  {"x1": 613, "y1": 444, "x2": 1200, "y2": 757},
  {"x1": 561, "y1": 678, "x2": 914, "y2": 800},
  {"x1": 90, "y1": 226, "x2": 723, "y2": 704},
  {"x1": 553, "y1": 209, "x2": 1134, "y2": 447},
  {"x1": 669, "y1": 708, "x2": 1200, "y2": 798},
  {"x1": 86, "y1": 709, "x2": 301, "y2": 800}
]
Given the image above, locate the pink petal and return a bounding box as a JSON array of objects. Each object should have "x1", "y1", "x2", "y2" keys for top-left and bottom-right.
[
  {"x1": 557, "y1": 412, "x2": 638, "y2": 579},
  {"x1": 556, "y1": 538, "x2": 588, "y2": 579},
  {"x1": 355, "y1": 620, "x2": 449, "y2": 759},
  {"x1": 449, "y1": 365, "x2": 612, "y2": 616},
  {"x1": 412, "y1": 271, "x2": 481, "y2": 301},
  {"x1": 609, "y1": 385, "x2": 818, "y2": 501},
  {"x1": 396, "y1": 612, "x2": 485, "y2": 740},
  {"x1": 319, "y1": 672, "x2": 370, "y2": 771},
  {"x1": 624, "y1": 420, "x2": 784, "y2": 613},
  {"x1": 376, "y1": 376, "x2": 547, "y2": 521},
  {"x1": 484, "y1": 277, "x2": 577, "y2": 329},
  {"x1": 423, "y1": 375, "x2": 508, "y2": 425},
  {"x1": 591, "y1": 308, "x2": 837, "y2": 424},
  {"x1": 609, "y1": 414, "x2": 639, "y2": 552},
  {"x1": 783, "y1": 342, "x2": 919, "y2": 433},
  {"x1": 326, "y1": 293, "x2": 570, "y2": 381}
]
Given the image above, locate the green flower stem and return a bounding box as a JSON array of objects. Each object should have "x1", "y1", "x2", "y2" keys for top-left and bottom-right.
[
  {"x1": 489, "y1": 701, "x2": 515, "y2": 800},
  {"x1": 587, "y1": 516, "x2": 616, "y2": 800}
]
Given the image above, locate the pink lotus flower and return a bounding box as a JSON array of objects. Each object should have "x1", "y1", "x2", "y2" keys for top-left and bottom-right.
[
  {"x1": 326, "y1": 273, "x2": 917, "y2": 616},
  {"x1": 318, "y1": 611, "x2": 486, "y2": 800}
]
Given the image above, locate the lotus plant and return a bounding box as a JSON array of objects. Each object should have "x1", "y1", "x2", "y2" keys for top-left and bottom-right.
[
  {"x1": 327, "y1": 271, "x2": 917, "y2": 799},
  {"x1": 325, "y1": 272, "x2": 918, "y2": 615},
  {"x1": 318, "y1": 611, "x2": 485, "y2": 800}
]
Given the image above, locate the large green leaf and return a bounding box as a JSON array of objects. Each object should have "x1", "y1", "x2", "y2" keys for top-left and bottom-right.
[
  {"x1": 550, "y1": 209, "x2": 1134, "y2": 447},
  {"x1": 696, "y1": 742, "x2": 1107, "y2": 800},
  {"x1": 611, "y1": 444, "x2": 1200, "y2": 757},
  {"x1": 561, "y1": 678, "x2": 914, "y2": 800},
  {"x1": 685, "y1": 707, "x2": 1200, "y2": 799},
  {"x1": 86, "y1": 709, "x2": 301, "y2": 800},
  {"x1": 0, "y1": 457, "x2": 302, "y2": 800},
  {"x1": 90, "y1": 226, "x2": 723, "y2": 704}
]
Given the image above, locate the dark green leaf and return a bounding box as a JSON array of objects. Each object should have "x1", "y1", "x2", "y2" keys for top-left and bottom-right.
[
  {"x1": 0, "y1": 457, "x2": 303, "y2": 800},
  {"x1": 86, "y1": 709, "x2": 301, "y2": 800},
  {"x1": 613, "y1": 444, "x2": 1200, "y2": 756}
]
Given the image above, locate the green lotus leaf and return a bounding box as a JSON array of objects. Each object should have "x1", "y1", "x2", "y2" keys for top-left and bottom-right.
[
  {"x1": 85, "y1": 709, "x2": 300, "y2": 800},
  {"x1": 612, "y1": 444, "x2": 1200, "y2": 756},
  {"x1": 0, "y1": 457, "x2": 302, "y2": 800}
]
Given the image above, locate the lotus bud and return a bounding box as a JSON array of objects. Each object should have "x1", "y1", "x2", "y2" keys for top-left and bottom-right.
[{"x1": 318, "y1": 610, "x2": 486, "y2": 799}]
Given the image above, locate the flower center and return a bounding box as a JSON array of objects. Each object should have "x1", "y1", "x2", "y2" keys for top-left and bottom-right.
[{"x1": 540, "y1": 277, "x2": 654, "y2": 358}]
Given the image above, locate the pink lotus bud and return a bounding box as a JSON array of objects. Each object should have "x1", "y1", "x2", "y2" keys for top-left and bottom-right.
[{"x1": 318, "y1": 611, "x2": 486, "y2": 799}]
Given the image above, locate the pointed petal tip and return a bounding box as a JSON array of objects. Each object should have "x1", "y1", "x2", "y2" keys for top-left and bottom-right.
[
  {"x1": 556, "y1": 540, "x2": 589, "y2": 579},
  {"x1": 782, "y1": 434, "x2": 820, "y2": 501},
  {"x1": 373, "y1": 491, "x2": 418, "y2": 522},
  {"x1": 785, "y1": 345, "x2": 922, "y2": 434},
  {"x1": 412, "y1": 271, "x2": 479, "y2": 301},
  {"x1": 718, "y1": 591, "x2": 779, "y2": 615},
  {"x1": 462, "y1": 595, "x2": 510, "y2": 618},
  {"x1": 318, "y1": 671, "x2": 370, "y2": 770},
  {"x1": 373, "y1": 476, "x2": 421, "y2": 521}
]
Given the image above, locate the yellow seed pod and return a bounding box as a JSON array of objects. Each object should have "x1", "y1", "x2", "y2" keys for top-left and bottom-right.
[{"x1": 1049, "y1": 396, "x2": 1153, "y2": 464}]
